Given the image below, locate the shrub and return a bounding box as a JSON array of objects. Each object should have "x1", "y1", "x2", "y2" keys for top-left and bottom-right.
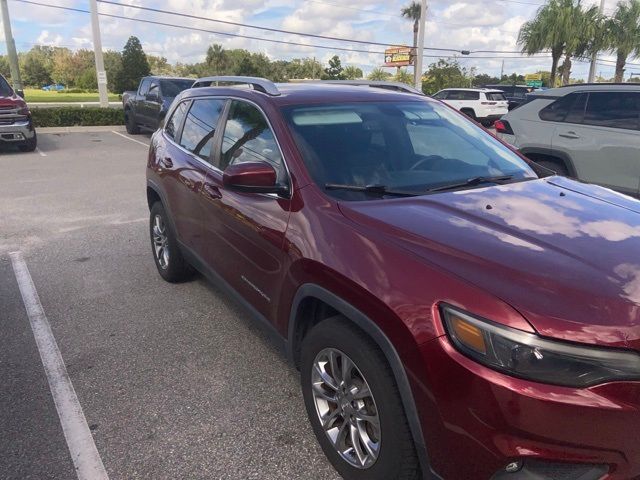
[{"x1": 31, "y1": 107, "x2": 124, "y2": 127}]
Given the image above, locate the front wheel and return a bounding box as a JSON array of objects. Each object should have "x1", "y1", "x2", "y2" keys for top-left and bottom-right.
[
  {"x1": 18, "y1": 133, "x2": 37, "y2": 152},
  {"x1": 125, "y1": 110, "x2": 140, "y2": 134},
  {"x1": 300, "y1": 317, "x2": 420, "y2": 480}
]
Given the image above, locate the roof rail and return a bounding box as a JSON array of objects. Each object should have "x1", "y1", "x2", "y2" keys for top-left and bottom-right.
[
  {"x1": 320, "y1": 80, "x2": 424, "y2": 95},
  {"x1": 192, "y1": 76, "x2": 281, "y2": 96},
  {"x1": 557, "y1": 82, "x2": 639, "y2": 88}
]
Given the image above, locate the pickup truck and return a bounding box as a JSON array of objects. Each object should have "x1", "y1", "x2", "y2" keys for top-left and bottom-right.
[
  {"x1": 0, "y1": 73, "x2": 37, "y2": 152},
  {"x1": 122, "y1": 76, "x2": 194, "y2": 134}
]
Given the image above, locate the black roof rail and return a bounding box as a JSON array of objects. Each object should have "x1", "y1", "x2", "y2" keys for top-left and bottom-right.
[
  {"x1": 192, "y1": 76, "x2": 281, "y2": 96},
  {"x1": 319, "y1": 80, "x2": 424, "y2": 95},
  {"x1": 557, "y1": 82, "x2": 640, "y2": 88}
]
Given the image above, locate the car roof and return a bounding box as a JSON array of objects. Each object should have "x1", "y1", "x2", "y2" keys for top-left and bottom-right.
[
  {"x1": 184, "y1": 82, "x2": 429, "y2": 106},
  {"x1": 145, "y1": 76, "x2": 194, "y2": 81},
  {"x1": 439, "y1": 87, "x2": 501, "y2": 92},
  {"x1": 530, "y1": 83, "x2": 640, "y2": 98}
]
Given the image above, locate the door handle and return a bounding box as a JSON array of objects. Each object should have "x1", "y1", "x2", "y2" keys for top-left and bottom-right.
[
  {"x1": 159, "y1": 157, "x2": 173, "y2": 168},
  {"x1": 558, "y1": 131, "x2": 580, "y2": 139},
  {"x1": 202, "y1": 182, "x2": 221, "y2": 200}
]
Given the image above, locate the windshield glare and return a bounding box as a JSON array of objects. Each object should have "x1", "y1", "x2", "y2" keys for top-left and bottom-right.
[
  {"x1": 283, "y1": 101, "x2": 537, "y2": 200},
  {"x1": 160, "y1": 79, "x2": 194, "y2": 98}
]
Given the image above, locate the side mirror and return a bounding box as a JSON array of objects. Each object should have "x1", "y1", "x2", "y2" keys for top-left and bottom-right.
[
  {"x1": 223, "y1": 161, "x2": 287, "y2": 194},
  {"x1": 146, "y1": 91, "x2": 159, "y2": 102}
]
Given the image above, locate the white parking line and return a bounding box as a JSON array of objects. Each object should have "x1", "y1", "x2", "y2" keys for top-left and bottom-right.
[
  {"x1": 9, "y1": 251, "x2": 109, "y2": 480},
  {"x1": 35, "y1": 147, "x2": 47, "y2": 157},
  {"x1": 111, "y1": 130, "x2": 149, "y2": 147}
]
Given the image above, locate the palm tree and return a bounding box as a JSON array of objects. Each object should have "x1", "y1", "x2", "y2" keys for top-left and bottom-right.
[
  {"x1": 394, "y1": 68, "x2": 413, "y2": 85},
  {"x1": 368, "y1": 68, "x2": 392, "y2": 81},
  {"x1": 519, "y1": 0, "x2": 597, "y2": 86},
  {"x1": 401, "y1": 1, "x2": 422, "y2": 49},
  {"x1": 559, "y1": 3, "x2": 602, "y2": 85},
  {"x1": 606, "y1": 0, "x2": 640, "y2": 82}
]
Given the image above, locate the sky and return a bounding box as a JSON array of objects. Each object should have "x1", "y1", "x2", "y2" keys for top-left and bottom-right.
[{"x1": 0, "y1": 0, "x2": 633, "y2": 80}]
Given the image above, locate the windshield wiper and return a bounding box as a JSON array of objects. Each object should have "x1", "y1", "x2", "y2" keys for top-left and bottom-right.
[
  {"x1": 325, "y1": 183, "x2": 419, "y2": 197},
  {"x1": 426, "y1": 175, "x2": 515, "y2": 193}
]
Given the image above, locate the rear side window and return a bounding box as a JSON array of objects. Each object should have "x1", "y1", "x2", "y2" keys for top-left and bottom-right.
[
  {"x1": 583, "y1": 92, "x2": 639, "y2": 130},
  {"x1": 165, "y1": 101, "x2": 188, "y2": 140},
  {"x1": 433, "y1": 91, "x2": 448, "y2": 100},
  {"x1": 539, "y1": 93, "x2": 580, "y2": 122},
  {"x1": 486, "y1": 93, "x2": 506, "y2": 101},
  {"x1": 447, "y1": 91, "x2": 479, "y2": 101},
  {"x1": 462, "y1": 91, "x2": 480, "y2": 100},
  {"x1": 179, "y1": 98, "x2": 226, "y2": 162}
]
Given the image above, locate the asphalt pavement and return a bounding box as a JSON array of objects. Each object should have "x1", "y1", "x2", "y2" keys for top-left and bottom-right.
[{"x1": 0, "y1": 131, "x2": 340, "y2": 479}]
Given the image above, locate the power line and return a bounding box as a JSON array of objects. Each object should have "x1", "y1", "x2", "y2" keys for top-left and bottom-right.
[
  {"x1": 9, "y1": 0, "x2": 554, "y2": 61},
  {"x1": 96, "y1": 0, "x2": 462, "y2": 53}
]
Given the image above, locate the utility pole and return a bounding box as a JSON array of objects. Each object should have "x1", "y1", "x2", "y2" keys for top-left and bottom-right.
[
  {"x1": 0, "y1": 0, "x2": 23, "y2": 95},
  {"x1": 500, "y1": 60, "x2": 505, "y2": 80},
  {"x1": 588, "y1": 0, "x2": 606, "y2": 83},
  {"x1": 89, "y1": 0, "x2": 109, "y2": 107},
  {"x1": 413, "y1": 0, "x2": 427, "y2": 89}
]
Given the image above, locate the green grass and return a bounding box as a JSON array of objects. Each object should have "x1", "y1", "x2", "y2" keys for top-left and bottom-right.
[{"x1": 24, "y1": 88, "x2": 120, "y2": 103}]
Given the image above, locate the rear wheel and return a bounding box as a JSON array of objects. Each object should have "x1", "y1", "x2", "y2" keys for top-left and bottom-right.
[
  {"x1": 300, "y1": 317, "x2": 420, "y2": 480},
  {"x1": 125, "y1": 110, "x2": 140, "y2": 135},
  {"x1": 460, "y1": 108, "x2": 477, "y2": 121},
  {"x1": 149, "y1": 202, "x2": 193, "y2": 282}
]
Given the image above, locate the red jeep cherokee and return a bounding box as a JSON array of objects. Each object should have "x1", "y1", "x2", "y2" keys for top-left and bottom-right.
[{"x1": 146, "y1": 77, "x2": 640, "y2": 480}]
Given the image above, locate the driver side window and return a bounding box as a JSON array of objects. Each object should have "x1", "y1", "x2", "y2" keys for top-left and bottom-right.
[{"x1": 219, "y1": 100, "x2": 285, "y2": 182}]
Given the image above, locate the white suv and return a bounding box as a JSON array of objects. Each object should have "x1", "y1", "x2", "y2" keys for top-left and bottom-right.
[
  {"x1": 432, "y1": 88, "x2": 508, "y2": 126},
  {"x1": 496, "y1": 84, "x2": 640, "y2": 197}
]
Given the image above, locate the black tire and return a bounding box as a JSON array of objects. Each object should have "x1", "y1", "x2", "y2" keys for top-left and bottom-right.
[
  {"x1": 125, "y1": 110, "x2": 140, "y2": 135},
  {"x1": 461, "y1": 108, "x2": 477, "y2": 121},
  {"x1": 534, "y1": 159, "x2": 569, "y2": 176},
  {"x1": 18, "y1": 133, "x2": 37, "y2": 152},
  {"x1": 300, "y1": 317, "x2": 420, "y2": 480},
  {"x1": 149, "y1": 202, "x2": 194, "y2": 282}
]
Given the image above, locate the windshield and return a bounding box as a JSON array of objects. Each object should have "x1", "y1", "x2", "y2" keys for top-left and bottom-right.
[
  {"x1": 0, "y1": 75, "x2": 13, "y2": 97},
  {"x1": 282, "y1": 101, "x2": 536, "y2": 200},
  {"x1": 160, "y1": 79, "x2": 194, "y2": 98}
]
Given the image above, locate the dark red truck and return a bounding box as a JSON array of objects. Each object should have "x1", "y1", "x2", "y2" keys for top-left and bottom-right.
[
  {"x1": 146, "y1": 77, "x2": 640, "y2": 480},
  {"x1": 0, "y1": 73, "x2": 36, "y2": 152}
]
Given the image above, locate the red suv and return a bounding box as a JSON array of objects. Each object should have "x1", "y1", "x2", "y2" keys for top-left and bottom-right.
[
  {"x1": 0, "y1": 74, "x2": 37, "y2": 151},
  {"x1": 146, "y1": 77, "x2": 640, "y2": 480}
]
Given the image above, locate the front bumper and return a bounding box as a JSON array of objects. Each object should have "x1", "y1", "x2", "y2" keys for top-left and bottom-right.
[
  {"x1": 416, "y1": 336, "x2": 640, "y2": 480},
  {"x1": 0, "y1": 118, "x2": 35, "y2": 143}
]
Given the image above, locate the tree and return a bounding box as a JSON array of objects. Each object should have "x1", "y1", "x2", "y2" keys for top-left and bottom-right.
[
  {"x1": 606, "y1": 0, "x2": 640, "y2": 82},
  {"x1": 473, "y1": 73, "x2": 500, "y2": 87},
  {"x1": 559, "y1": 3, "x2": 602, "y2": 85},
  {"x1": 77, "y1": 68, "x2": 97, "y2": 90},
  {"x1": 147, "y1": 55, "x2": 174, "y2": 76},
  {"x1": 394, "y1": 68, "x2": 413, "y2": 85},
  {"x1": 323, "y1": 55, "x2": 345, "y2": 80},
  {"x1": 368, "y1": 68, "x2": 392, "y2": 81},
  {"x1": 0, "y1": 56, "x2": 10, "y2": 78},
  {"x1": 21, "y1": 53, "x2": 51, "y2": 86},
  {"x1": 115, "y1": 36, "x2": 150, "y2": 92},
  {"x1": 421, "y1": 59, "x2": 468, "y2": 94},
  {"x1": 286, "y1": 58, "x2": 322, "y2": 79},
  {"x1": 401, "y1": 1, "x2": 422, "y2": 49},
  {"x1": 343, "y1": 65, "x2": 363, "y2": 80},
  {"x1": 103, "y1": 50, "x2": 122, "y2": 93},
  {"x1": 518, "y1": 0, "x2": 572, "y2": 87},
  {"x1": 205, "y1": 44, "x2": 228, "y2": 75}
]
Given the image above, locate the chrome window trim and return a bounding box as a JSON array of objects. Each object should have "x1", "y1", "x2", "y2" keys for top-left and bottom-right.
[{"x1": 162, "y1": 94, "x2": 293, "y2": 199}]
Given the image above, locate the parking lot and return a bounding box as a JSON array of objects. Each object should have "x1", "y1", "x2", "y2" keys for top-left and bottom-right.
[{"x1": 0, "y1": 131, "x2": 340, "y2": 479}]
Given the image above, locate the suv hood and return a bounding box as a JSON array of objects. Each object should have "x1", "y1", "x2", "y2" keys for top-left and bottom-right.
[{"x1": 339, "y1": 177, "x2": 640, "y2": 350}]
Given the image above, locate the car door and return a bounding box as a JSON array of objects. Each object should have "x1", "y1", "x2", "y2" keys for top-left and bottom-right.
[
  {"x1": 200, "y1": 98, "x2": 292, "y2": 321},
  {"x1": 552, "y1": 91, "x2": 640, "y2": 196},
  {"x1": 157, "y1": 98, "x2": 225, "y2": 253},
  {"x1": 136, "y1": 78, "x2": 151, "y2": 123},
  {"x1": 142, "y1": 79, "x2": 161, "y2": 128}
]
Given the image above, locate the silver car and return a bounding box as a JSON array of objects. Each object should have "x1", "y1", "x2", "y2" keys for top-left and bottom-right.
[{"x1": 496, "y1": 83, "x2": 640, "y2": 197}]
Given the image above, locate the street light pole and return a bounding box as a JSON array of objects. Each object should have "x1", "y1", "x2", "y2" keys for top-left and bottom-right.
[
  {"x1": 414, "y1": 0, "x2": 427, "y2": 90},
  {"x1": 587, "y1": 0, "x2": 606, "y2": 83},
  {"x1": 89, "y1": 0, "x2": 109, "y2": 107},
  {"x1": 0, "y1": 0, "x2": 23, "y2": 95}
]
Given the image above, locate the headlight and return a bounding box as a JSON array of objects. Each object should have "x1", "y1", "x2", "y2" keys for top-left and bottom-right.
[{"x1": 441, "y1": 304, "x2": 640, "y2": 388}]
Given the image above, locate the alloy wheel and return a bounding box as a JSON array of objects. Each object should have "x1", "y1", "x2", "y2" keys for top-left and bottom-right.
[
  {"x1": 311, "y1": 348, "x2": 381, "y2": 469},
  {"x1": 152, "y1": 214, "x2": 170, "y2": 269}
]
